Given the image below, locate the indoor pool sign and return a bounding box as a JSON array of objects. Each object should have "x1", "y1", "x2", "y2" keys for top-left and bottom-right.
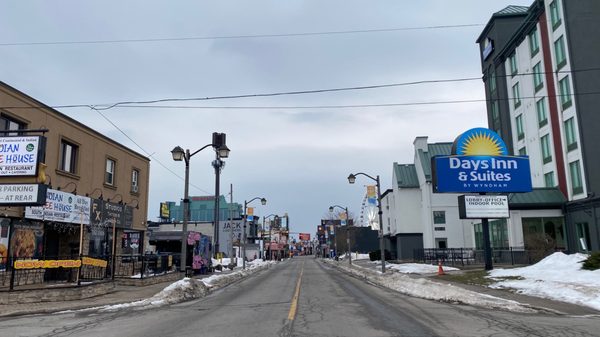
[{"x1": 432, "y1": 128, "x2": 532, "y2": 193}]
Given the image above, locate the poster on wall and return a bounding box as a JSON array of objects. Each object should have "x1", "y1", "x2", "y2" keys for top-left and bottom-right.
[
  {"x1": 10, "y1": 222, "x2": 44, "y2": 259},
  {"x1": 0, "y1": 218, "x2": 10, "y2": 270}
]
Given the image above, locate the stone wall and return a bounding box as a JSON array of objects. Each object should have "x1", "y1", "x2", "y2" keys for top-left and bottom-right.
[{"x1": 0, "y1": 281, "x2": 115, "y2": 305}]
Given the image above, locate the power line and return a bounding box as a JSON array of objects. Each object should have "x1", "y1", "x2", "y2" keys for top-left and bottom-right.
[{"x1": 0, "y1": 24, "x2": 484, "y2": 47}]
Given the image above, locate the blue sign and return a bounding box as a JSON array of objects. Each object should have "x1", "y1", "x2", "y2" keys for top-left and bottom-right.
[
  {"x1": 433, "y1": 128, "x2": 532, "y2": 193},
  {"x1": 433, "y1": 155, "x2": 532, "y2": 193}
]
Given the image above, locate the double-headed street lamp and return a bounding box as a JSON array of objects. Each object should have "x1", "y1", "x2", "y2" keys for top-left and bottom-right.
[
  {"x1": 171, "y1": 133, "x2": 230, "y2": 273},
  {"x1": 262, "y1": 214, "x2": 277, "y2": 260},
  {"x1": 348, "y1": 172, "x2": 385, "y2": 273},
  {"x1": 243, "y1": 196, "x2": 267, "y2": 269},
  {"x1": 329, "y1": 205, "x2": 352, "y2": 265}
]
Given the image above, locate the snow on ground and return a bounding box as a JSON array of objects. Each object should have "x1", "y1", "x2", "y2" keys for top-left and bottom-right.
[
  {"x1": 387, "y1": 262, "x2": 459, "y2": 274},
  {"x1": 329, "y1": 261, "x2": 535, "y2": 313},
  {"x1": 338, "y1": 252, "x2": 370, "y2": 261},
  {"x1": 487, "y1": 252, "x2": 600, "y2": 311}
]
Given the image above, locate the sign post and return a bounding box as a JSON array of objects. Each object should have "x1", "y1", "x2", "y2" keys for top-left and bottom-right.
[{"x1": 432, "y1": 128, "x2": 532, "y2": 270}]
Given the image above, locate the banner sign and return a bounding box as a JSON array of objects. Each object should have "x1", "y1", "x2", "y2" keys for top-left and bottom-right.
[
  {"x1": 432, "y1": 128, "x2": 532, "y2": 193},
  {"x1": 25, "y1": 189, "x2": 91, "y2": 224},
  {"x1": 160, "y1": 202, "x2": 170, "y2": 219},
  {"x1": 0, "y1": 184, "x2": 47, "y2": 206},
  {"x1": 14, "y1": 259, "x2": 81, "y2": 269},
  {"x1": 82, "y1": 257, "x2": 108, "y2": 268},
  {"x1": 458, "y1": 195, "x2": 509, "y2": 219},
  {"x1": 367, "y1": 185, "x2": 377, "y2": 205},
  {"x1": 0, "y1": 136, "x2": 45, "y2": 177},
  {"x1": 299, "y1": 233, "x2": 310, "y2": 241}
]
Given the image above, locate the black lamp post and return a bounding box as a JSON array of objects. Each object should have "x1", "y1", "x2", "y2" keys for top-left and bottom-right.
[
  {"x1": 329, "y1": 205, "x2": 352, "y2": 265},
  {"x1": 348, "y1": 172, "x2": 385, "y2": 273},
  {"x1": 262, "y1": 214, "x2": 277, "y2": 260},
  {"x1": 171, "y1": 134, "x2": 230, "y2": 273},
  {"x1": 243, "y1": 197, "x2": 266, "y2": 269}
]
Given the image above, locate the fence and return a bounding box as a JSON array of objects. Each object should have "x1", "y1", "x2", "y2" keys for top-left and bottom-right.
[
  {"x1": 0, "y1": 253, "x2": 180, "y2": 291},
  {"x1": 413, "y1": 247, "x2": 560, "y2": 267}
]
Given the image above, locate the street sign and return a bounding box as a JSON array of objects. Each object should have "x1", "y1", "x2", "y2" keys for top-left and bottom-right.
[{"x1": 0, "y1": 183, "x2": 47, "y2": 206}]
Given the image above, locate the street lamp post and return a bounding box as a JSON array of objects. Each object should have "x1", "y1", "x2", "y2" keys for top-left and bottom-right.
[
  {"x1": 243, "y1": 197, "x2": 267, "y2": 269},
  {"x1": 329, "y1": 205, "x2": 352, "y2": 265},
  {"x1": 171, "y1": 134, "x2": 230, "y2": 273},
  {"x1": 262, "y1": 214, "x2": 277, "y2": 260},
  {"x1": 348, "y1": 172, "x2": 385, "y2": 273}
]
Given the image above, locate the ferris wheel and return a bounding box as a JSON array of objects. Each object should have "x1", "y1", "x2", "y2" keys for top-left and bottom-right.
[{"x1": 359, "y1": 192, "x2": 379, "y2": 230}]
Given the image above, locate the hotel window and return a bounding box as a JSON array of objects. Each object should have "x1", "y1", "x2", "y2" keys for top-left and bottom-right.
[
  {"x1": 541, "y1": 134, "x2": 552, "y2": 164},
  {"x1": 533, "y1": 62, "x2": 543, "y2": 92},
  {"x1": 491, "y1": 100, "x2": 500, "y2": 124},
  {"x1": 554, "y1": 36, "x2": 567, "y2": 70},
  {"x1": 105, "y1": 158, "x2": 116, "y2": 186},
  {"x1": 516, "y1": 114, "x2": 525, "y2": 140},
  {"x1": 550, "y1": 0, "x2": 562, "y2": 30},
  {"x1": 565, "y1": 117, "x2": 577, "y2": 151},
  {"x1": 569, "y1": 160, "x2": 583, "y2": 195},
  {"x1": 559, "y1": 76, "x2": 572, "y2": 110},
  {"x1": 489, "y1": 69, "x2": 497, "y2": 93},
  {"x1": 512, "y1": 83, "x2": 521, "y2": 109},
  {"x1": 509, "y1": 53, "x2": 518, "y2": 76},
  {"x1": 131, "y1": 169, "x2": 140, "y2": 193},
  {"x1": 544, "y1": 172, "x2": 555, "y2": 187},
  {"x1": 529, "y1": 28, "x2": 539, "y2": 56},
  {"x1": 433, "y1": 211, "x2": 446, "y2": 224},
  {"x1": 519, "y1": 147, "x2": 527, "y2": 156},
  {"x1": 59, "y1": 140, "x2": 78, "y2": 174},
  {"x1": 536, "y1": 98, "x2": 548, "y2": 127}
]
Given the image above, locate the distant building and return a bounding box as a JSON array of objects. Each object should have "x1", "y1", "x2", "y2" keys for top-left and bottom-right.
[
  {"x1": 477, "y1": 1, "x2": 600, "y2": 252},
  {"x1": 162, "y1": 195, "x2": 242, "y2": 223}
]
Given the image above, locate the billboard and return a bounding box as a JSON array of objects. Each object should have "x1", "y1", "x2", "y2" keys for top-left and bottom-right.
[
  {"x1": 458, "y1": 195, "x2": 509, "y2": 219},
  {"x1": 432, "y1": 128, "x2": 532, "y2": 193},
  {"x1": 0, "y1": 136, "x2": 45, "y2": 177},
  {"x1": 299, "y1": 233, "x2": 310, "y2": 241}
]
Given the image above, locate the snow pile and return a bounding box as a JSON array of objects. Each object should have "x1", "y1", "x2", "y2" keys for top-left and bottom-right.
[
  {"x1": 326, "y1": 260, "x2": 535, "y2": 313},
  {"x1": 388, "y1": 262, "x2": 459, "y2": 274},
  {"x1": 487, "y1": 252, "x2": 600, "y2": 311}
]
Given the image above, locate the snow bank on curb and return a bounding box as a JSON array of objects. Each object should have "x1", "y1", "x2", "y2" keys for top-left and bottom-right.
[
  {"x1": 324, "y1": 260, "x2": 535, "y2": 313},
  {"x1": 388, "y1": 263, "x2": 459, "y2": 274},
  {"x1": 487, "y1": 252, "x2": 600, "y2": 311}
]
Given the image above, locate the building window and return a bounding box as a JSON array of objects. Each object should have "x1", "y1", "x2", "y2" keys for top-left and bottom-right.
[
  {"x1": 519, "y1": 147, "x2": 527, "y2": 156},
  {"x1": 533, "y1": 62, "x2": 543, "y2": 92},
  {"x1": 512, "y1": 83, "x2": 521, "y2": 109},
  {"x1": 564, "y1": 117, "x2": 577, "y2": 152},
  {"x1": 433, "y1": 211, "x2": 446, "y2": 224},
  {"x1": 576, "y1": 223, "x2": 591, "y2": 252},
  {"x1": 489, "y1": 68, "x2": 497, "y2": 93},
  {"x1": 0, "y1": 114, "x2": 26, "y2": 135},
  {"x1": 545, "y1": 172, "x2": 555, "y2": 187},
  {"x1": 59, "y1": 140, "x2": 78, "y2": 174},
  {"x1": 105, "y1": 158, "x2": 116, "y2": 186},
  {"x1": 509, "y1": 53, "x2": 518, "y2": 76},
  {"x1": 491, "y1": 100, "x2": 500, "y2": 124},
  {"x1": 516, "y1": 114, "x2": 525, "y2": 140},
  {"x1": 536, "y1": 98, "x2": 548, "y2": 127},
  {"x1": 541, "y1": 134, "x2": 552, "y2": 164},
  {"x1": 554, "y1": 36, "x2": 567, "y2": 70},
  {"x1": 434, "y1": 227, "x2": 446, "y2": 231},
  {"x1": 569, "y1": 160, "x2": 583, "y2": 195},
  {"x1": 131, "y1": 169, "x2": 140, "y2": 193},
  {"x1": 529, "y1": 28, "x2": 539, "y2": 57},
  {"x1": 474, "y1": 219, "x2": 509, "y2": 249},
  {"x1": 559, "y1": 76, "x2": 572, "y2": 110},
  {"x1": 550, "y1": 0, "x2": 562, "y2": 30},
  {"x1": 522, "y1": 217, "x2": 565, "y2": 250}
]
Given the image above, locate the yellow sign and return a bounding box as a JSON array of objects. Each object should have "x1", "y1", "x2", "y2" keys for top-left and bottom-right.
[
  {"x1": 367, "y1": 185, "x2": 376, "y2": 198},
  {"x1": 82, "y1": 257, "x2": 108, "y2": 268},
  {"x1": 14, "y1": 259, "x2": 82, "y2": 269},
  {"x1": 160, "y1": 202, "x2": 170, "y2": 219},
  {"x1": 247, "y1": 207, "x2": 254, "y2": 216}
]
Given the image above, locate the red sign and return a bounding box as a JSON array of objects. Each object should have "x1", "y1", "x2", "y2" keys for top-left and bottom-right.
[{"x1": 299, "y1": 233, "x2": 310, "y2": 241}]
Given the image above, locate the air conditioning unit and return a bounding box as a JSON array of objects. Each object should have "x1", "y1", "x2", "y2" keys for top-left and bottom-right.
[{"x1": 132, "y1": 185, "x2": 138, "y2": 193}]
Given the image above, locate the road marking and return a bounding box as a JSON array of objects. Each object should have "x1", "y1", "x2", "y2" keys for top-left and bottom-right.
[{"x1": 287, "y1": 261, "x2": 305, "y2": 321}]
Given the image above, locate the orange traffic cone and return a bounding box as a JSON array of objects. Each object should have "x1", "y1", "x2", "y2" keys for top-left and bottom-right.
[{"x1": 437, "y1": 261, "x2": 445, "y2": 276}]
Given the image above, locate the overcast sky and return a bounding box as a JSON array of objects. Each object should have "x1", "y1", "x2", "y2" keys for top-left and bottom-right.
[{"x1": 0, "y1": 0, "x2": 533, "y2": 236}]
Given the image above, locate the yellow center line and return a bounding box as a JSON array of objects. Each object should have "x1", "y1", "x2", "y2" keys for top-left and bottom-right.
[{"x1": 287, "y1": 260, "x2": 305, "y2": 321}]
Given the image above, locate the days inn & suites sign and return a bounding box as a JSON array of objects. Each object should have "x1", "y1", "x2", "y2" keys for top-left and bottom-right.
[{"x1": 432, "y1": 128, "x2": 532, "y2": 193}]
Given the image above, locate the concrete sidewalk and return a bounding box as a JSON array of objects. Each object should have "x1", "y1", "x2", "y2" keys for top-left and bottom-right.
[
  {"x1": 335, "y1": 258, "x2": 600, "y2": 316},
  {"x1": 0, "y1": 272, "x2": 223, "y2": 318}
]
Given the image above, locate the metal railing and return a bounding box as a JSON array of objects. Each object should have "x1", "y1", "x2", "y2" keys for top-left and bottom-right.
[
  {"x1": 413, "y1": 247, "x2": 562, "y2": 266},
  {"x1": 113, "y1": 253, "x2": 179, "y2": 279}
]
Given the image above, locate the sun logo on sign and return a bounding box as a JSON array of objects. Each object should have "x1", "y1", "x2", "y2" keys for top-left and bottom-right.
[{"x1": 452, "y1": 128, "x2": 508, "y2": 156}]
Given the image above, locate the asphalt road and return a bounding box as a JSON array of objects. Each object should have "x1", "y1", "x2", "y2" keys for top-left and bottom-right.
[{"x1": 1, "y1": 256, "x2": 599, "y2": 337}]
